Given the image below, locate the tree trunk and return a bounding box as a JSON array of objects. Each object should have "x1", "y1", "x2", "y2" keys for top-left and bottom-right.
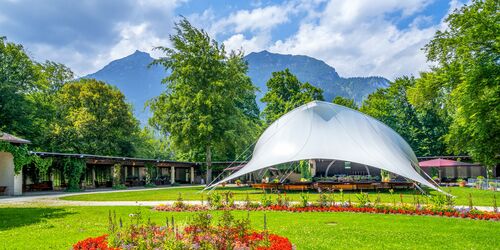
[{"x1": 206, "y1": 145, "x2": 212, "y2": 185}]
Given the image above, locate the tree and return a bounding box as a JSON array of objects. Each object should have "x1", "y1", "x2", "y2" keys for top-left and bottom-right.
[
  {"x1": 360, "y1": 77, "x2": 446, "y2": 156},
  {"x1": 261, "y1": 69, "x2": 324, "y2": 124},
  {"x1": 51, "y1": 79, "x2": 139, "y2": 156},
  {"x1": 332, "y1": 96, "x2": 358, "y2": 110},
  {"x1": 134, "y1": 126, "x2": 173, "y2": 159},
  {"x1": 28, "y1": 61, "x2": 74, "y2": 148},
  {"x1": 148, "y1": 18, "x2": 261, "y2": 183},
  {"x1": 417, "y1": 0, "x2": 499, "y2": 169},
  {"x1": 0, "y1": 37, "x2": 76, "y2": 149},
  {"x1": 0, "y1": 37, "x2": 38, "y2": 137}
]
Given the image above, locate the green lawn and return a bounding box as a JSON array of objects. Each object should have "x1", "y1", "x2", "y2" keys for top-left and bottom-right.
[
  {"x1": 62, "y1": 186, "x2": 498, "y2": 206},
  {"x1": 0, "y1": 206, "x2": 498, "y2": 249}
]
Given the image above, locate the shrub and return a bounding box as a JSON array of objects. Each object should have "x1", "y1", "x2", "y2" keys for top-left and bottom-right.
[
  {"x1": 111, "y1": 184, "x2": 127, "y2": 190},
  {"x1": 299, "y1": 192, "x2": 309, "y2": 207},
  {"x1": 144, "y1": 183, "x2": 156, "y2": 188},
  {"x1": 261, "y1": 192, "x2": 273, "y2": 207},
  {"x1": 355, "y1": 191, "x2": 371, "y2": 207}
]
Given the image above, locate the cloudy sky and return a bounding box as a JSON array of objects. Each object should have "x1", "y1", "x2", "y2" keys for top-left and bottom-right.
[{"x1": 0, "y1": 0, "x2": 465, "y2": 79}]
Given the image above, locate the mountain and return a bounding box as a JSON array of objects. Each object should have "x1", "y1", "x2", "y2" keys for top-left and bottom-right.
[
  {"x1": 84, "y1": 50, "x2": 166, "y2": 123},
  {"x1": 83, "y1": 50, "x2": 389, "y2": 124},
  {"x1": 245, "y1": 51, "x2": 389, "y2": 107}
]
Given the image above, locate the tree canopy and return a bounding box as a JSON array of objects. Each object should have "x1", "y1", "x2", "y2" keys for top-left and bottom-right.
[
  {"x1": 332, "y1": 96, "x2": 358, "y2": 110},
  {"x1": 0, "y1": 37, "x2": 38, "y2": 139},
  {"x1": 410, "y1": 0, "x2": 499, "y2": 168},
  {"x1": 148, "y1": 18, "x2": 261, "y2": 183},
  {"x1": 261, "y1": 69, "x2": 324, "y2": 124},
  {"x1": 51, "y1": 79, "x2": 139, "y2": 156}
]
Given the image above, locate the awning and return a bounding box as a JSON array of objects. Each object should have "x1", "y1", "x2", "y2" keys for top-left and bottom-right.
[
  {"x1": 419, "y1": 158, "x2": 477, "y2": 168},
  {"x1": 207, "y1": 101, "x2": 446, "y2": 194}
]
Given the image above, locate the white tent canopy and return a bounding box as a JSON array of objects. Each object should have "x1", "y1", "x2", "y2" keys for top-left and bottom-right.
[{"x1": 208, "y1": 101, "x2": 443, "y2": 193}]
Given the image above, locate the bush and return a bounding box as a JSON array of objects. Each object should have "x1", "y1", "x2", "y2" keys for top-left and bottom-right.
[
  {"x1": 112, "y1": 184, "x2": 127, "y2": 190},
  {"x1": 144, "y1": 183, "x2": 157, "y2": 188}
]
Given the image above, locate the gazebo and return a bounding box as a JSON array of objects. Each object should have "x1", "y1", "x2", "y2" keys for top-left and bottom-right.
[{"x1": 208, "y1": 101, "x2": 445, "y2": 194}]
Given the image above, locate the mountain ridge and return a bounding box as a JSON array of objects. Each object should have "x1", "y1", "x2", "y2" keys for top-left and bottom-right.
[{"x1": 84, "y1": 50, "x2": 389, "y2": 124}]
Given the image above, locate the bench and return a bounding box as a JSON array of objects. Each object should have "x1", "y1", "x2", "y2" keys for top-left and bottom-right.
[{"x1": 27, "y1": 181, "x2": 53, "y2": 191}]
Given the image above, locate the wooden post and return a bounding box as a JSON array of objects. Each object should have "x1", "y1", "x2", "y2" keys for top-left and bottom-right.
[
  {"x1": 190, "y1": 167, "x2": 195, "y2": 184},
  {"x1": 206, "y1": 145, "x2": 212, "y2": 184},
  {"x1": 91, "y1": 166, "x2": 96, "y2": 188},
  {"x1": 170, "y1": 166, "x2": 175, "y2": 184}
]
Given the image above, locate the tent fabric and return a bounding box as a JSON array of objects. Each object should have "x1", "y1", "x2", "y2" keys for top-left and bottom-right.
[
  {"x1": 419, "y1": 158, "x2": 476, "y2": 168},
  {"x1": 208, "y1": 101, "x2": 444, "y2": 193}
]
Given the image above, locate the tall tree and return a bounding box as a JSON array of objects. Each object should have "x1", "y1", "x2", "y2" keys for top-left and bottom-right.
[
  {"x1": 360, "y1": 77, "x2": 446, "y2": 156},
  {"x1": 416, "y1": 0, "x2": 499, "y2": 170},
  {"x1": 51, "y1": 79, "x2": 139, "y2": 156},
  {"x1": 148, "y1": 19, "x2": 260, "y2": 183},
  {"x1": 28, "y1": 61, "x2": 74, "y2": 148},
  {"x1": 0, "y1": 37, "x2": 38, "y2": 137},
  {"x1": 261, "y1": 69, "x2": 324, "y2": 124},
  {"x1": 332, "y1": 96, "x2": 358, "y2": 110}
]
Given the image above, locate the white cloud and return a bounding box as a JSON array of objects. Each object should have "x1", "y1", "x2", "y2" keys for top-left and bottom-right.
[
  {"x1": 3, "y1": 0, "x2": 182, "y2": 76},
  {"x1": 220, "y1": 5, "x2": 291, "y2": 33},
  {"x1": 268, "y1": 0, "x2": 461, "y2": 79},
  {"x1": 223, "y1": 33, "x2": 270, "y2": 53}
]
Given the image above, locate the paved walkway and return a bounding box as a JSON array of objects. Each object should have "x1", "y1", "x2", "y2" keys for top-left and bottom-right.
[
  {"x1": 0, "y1": 185, "x2": 203, "y2": 207},
  {"x1": 0, "y1": 186, "x2": 496, "y2": 212}
]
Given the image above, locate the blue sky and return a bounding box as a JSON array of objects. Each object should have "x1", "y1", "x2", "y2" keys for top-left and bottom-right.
[{"x1": 0, "y1": 0, "x2": 465, "y2": 79}]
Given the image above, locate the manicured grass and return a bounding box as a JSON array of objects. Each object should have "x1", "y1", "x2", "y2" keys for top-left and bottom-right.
[
  {"x1": 0, "y1": 206, "x2": 498, "y2": 249},
  {"x1": 62, "y1": 186, "x2": 498, "y2": 206}
]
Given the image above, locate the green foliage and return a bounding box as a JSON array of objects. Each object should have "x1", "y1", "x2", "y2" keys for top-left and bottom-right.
[
  {"x1": 207, "y1": 192, "x2": 223, "y2": 209},
  {"x1": 134, "y1": 126, "x2": 173, "y2": 159},
  {"x1": 112, "y1": 184, "x2": 127, "y2": 190},
  {"x1": 148, "y1": 18, "x2": 261, "y2": 182},
  {"x1": 112, "y1": 164, "x2": 122, "y2": 187},
  {"x1": 2, "y1": 206, "x2": 499, "y2": 249},
  {"x1": 298, "y1": 160, "x2": 311, "y2": 180},
  {"x1": 299, "y1": 192, "x2": 309, "y2": 207},
  {"x1": 355, "y1": 191, "x2": 371, "y2": 207},
  {"x1": 261, "y1": 69, "x2": 324, "y2": 124},
  {"x1": 61, "y1": 158, "x2": 86, "y2": 191},
  {"x1": 51, "y1": 79, "x2": 139, "y2": 156},
  {"x1": 414, "y1": 0, "x2": 499, "y2": 168},
  {"x1": 332, "y1": 96, "x2": 358, "y2": 110},
  {"x1": 260, "y1": 192, "x2": 273, "y2": 207},
  {"x1": 0, "y1": 141, "x2": 54, "y2": 176},
  {"x1": 0, "y1": 141, "x2": 32, "y2": 173},
  {"x1": 0, "y1": 37, "x2": 38, "y2": 138},
  {"x1": 0, "y1": 37, "x2": 75, "y2": 150},
  {"x1": 144, "y1": 163, "x2": 156, "y2": 185},
  {"x1": 361, "y1": 77, "x2": 448, "y2": 156}
]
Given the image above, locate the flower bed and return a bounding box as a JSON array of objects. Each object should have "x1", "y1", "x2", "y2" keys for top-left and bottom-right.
[
  {"x1": 153, "y1": 204, "x2": 500, "y2": 221},
  {"x1": 74, "y1": 211, "x2": 294, "y2": 250}
]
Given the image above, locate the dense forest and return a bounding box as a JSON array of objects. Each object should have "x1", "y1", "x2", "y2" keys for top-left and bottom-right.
[{"x1": 1, "y1": 0, "x2": 498, "y2": 181}]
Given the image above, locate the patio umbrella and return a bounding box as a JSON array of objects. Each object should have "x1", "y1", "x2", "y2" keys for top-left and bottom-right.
[{"x1": 419, "y1": 158, "x2": 476, "y2": 168}]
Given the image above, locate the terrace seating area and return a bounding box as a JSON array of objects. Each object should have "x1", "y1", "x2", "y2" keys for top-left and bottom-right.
[{"x1": 251, "y1": 181, "x2": 414, "y2": 191}]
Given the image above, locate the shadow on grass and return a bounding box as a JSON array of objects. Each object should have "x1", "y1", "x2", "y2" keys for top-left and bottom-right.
[{"x1": 0, "y1": 207, "x2": 74, "y2": 231}]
